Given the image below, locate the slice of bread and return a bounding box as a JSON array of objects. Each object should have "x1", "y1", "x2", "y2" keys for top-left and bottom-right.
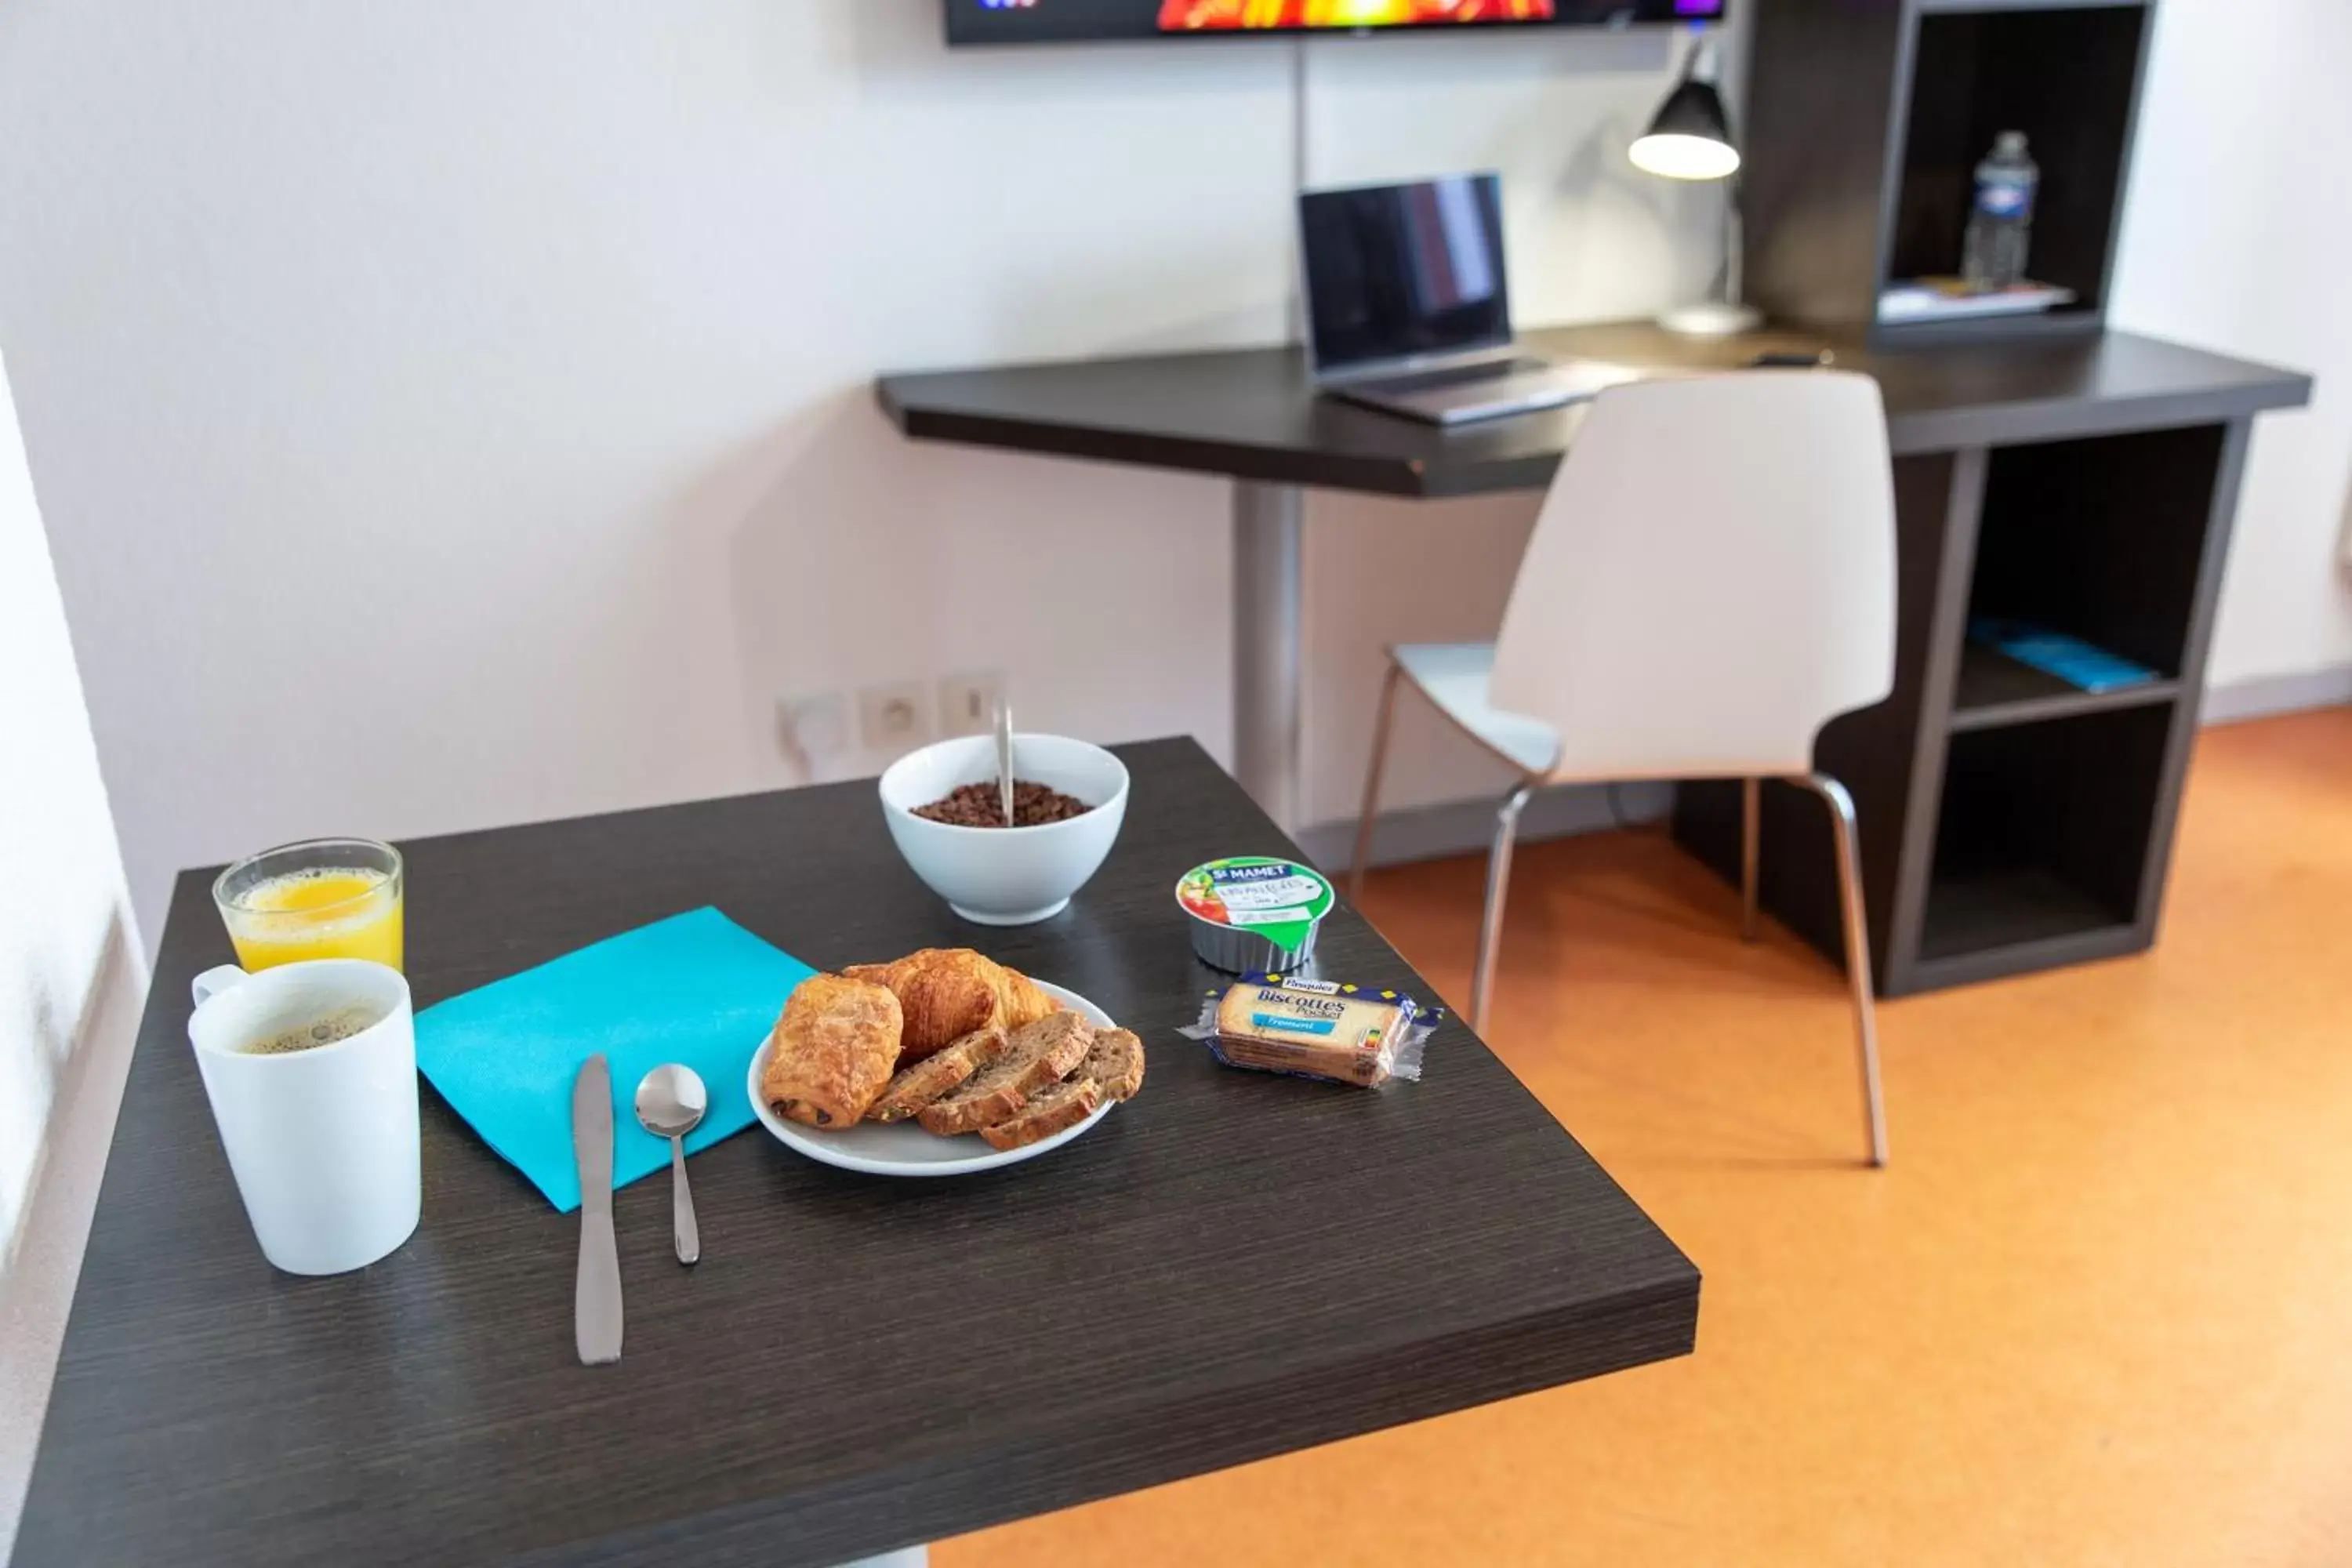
[
  {"x1": 979, "y1": 1076, "x2": 1101, "y2": 1152},
  {"x1": 1073, "y1": 1027, "x2": 1145, "y2": 1102},
  {"x1": 866, "y1": 1025, "x2": 1007, "y2": 1123},
  {"x1": 917, "y1": 1011, "x2": 1096, "y2": 1136}
]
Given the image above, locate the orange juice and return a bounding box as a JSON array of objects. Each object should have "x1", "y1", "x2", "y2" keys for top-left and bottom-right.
[{"x1": 223, "y1": 866, "x2": 405, "y2": 971}]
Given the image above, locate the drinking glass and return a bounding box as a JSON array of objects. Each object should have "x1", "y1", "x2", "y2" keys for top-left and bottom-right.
[{"x1": 213, "y1": 837, "x2": 405, "y2": 974}]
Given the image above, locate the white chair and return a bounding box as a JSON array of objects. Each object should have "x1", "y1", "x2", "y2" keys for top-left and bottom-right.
[{"x1": 1349, "y1": 372, "x2": 1896, "y2": 1167}]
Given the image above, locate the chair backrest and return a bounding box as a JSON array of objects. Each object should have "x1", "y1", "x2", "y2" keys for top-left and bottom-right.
[{"x1": 1487, "y1": 370, "x2": 1896, "y2": 783}]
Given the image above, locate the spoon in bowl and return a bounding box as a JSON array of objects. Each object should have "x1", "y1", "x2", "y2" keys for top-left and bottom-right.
[
  {"x1": 996, "y1": 701, "x2": 1015, "y2": 827},
  {"x1": 633, "y1": 1064, "x2": 707, "y2": 1265}
]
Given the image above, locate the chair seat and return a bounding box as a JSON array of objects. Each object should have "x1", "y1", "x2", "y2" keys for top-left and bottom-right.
[{"x1": 1392, "y1": 643, "x2": 1562, "y2": 778}]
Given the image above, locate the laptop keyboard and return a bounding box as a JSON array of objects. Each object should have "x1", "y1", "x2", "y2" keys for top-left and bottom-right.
[{"x1": 1362, "y1": 356, "x2": 1555, "y2": 396}]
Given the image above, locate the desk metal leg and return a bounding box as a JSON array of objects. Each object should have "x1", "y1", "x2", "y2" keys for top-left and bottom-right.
[{"x1": 1232, "y1": 480, "x2": 1305, "y2": 832}]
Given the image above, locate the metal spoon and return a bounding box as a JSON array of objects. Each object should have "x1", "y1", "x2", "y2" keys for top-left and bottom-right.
[
  {"x1": 633, "y1": 1064, "x2": 707, "y2": 1265},
  {"x1": 995, "y1": 701, "x2": 1015, "y2": 827}
]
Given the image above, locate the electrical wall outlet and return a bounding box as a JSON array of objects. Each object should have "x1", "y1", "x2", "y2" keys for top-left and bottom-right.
[
  {"x1": 777, "y1": 693, "x2": 850, "y2": 776},
  {"x1": 936, "y1": 671, "x2": 1005, "y2": 738},
  {"x1": 858, "y1": 681, "x2": 935, "y2": 753}
]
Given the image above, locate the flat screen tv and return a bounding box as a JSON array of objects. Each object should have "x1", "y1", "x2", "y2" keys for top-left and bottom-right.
[{"x1": 947, "y1": 2, "x2": 1723, "y2": 47}]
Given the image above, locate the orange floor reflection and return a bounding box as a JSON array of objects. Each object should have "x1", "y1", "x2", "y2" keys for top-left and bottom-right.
[{"x1": 944, "y1": 709, "x2": 2352, "y2": 1566}]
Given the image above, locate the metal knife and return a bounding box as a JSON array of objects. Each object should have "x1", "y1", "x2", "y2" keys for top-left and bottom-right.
[{"x1": 573, "y1": 1054, "x2": 623, "y2": 1366}]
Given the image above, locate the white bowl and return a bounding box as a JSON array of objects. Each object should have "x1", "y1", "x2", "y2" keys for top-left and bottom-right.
[{"x1": 877, "y1": 734, "x2": 1129, "y2": 925}]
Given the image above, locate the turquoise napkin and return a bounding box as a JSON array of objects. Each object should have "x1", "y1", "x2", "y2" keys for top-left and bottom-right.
[{"x1": 415, "y1": 907, "x2": 814, "y2": 1212}]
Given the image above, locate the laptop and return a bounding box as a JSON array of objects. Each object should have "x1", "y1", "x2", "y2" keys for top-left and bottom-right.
[{"x1": 1299, "y1": 172, "x2": 1637, "y2": 426}]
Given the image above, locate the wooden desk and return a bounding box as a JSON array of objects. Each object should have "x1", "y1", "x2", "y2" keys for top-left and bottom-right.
[
  {"x1": 881, "y1": 321, "x2": 2308, "y2": 499},
  {"x1": 15, "y1": 739, "x2": 1697, "y2": 1568},
  {"x1": 879, "y1": 321, "x2": 2311, "y2": 994}
]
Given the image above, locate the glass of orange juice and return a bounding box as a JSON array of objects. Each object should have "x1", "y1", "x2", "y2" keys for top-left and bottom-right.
[{"x1": 212, "y1": 837, "x2": 405, "y2": 974}]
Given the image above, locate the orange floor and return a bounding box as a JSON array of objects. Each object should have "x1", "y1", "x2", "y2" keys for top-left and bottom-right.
[{"x1": 944, "y1": 710, "x2": 2352, "y2": 1567}]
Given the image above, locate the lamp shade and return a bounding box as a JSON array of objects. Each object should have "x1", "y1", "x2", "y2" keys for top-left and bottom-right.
[{"x1": 1630, "y1": 77, "x2": 1740, "y2": 181}]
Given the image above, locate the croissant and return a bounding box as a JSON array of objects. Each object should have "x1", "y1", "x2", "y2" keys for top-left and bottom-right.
[
  {"x1": 763, "y1": 974, "x2": 902, "y2": 1129},
  {"x1": 841, "y1": 947, "x2": 1058, "y2": 1063}
]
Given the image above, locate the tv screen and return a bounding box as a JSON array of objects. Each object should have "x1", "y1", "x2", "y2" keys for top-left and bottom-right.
[{"x1": 948, "y1": 1, "x2": 1723, "y2": 47}]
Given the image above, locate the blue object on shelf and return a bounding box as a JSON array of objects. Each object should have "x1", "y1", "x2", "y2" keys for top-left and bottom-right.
[{"x1": 1969, "y1": 619, "x2": 2158, "y2": 695}]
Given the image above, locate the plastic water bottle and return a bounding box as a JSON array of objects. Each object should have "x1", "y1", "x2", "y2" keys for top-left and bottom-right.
[{"x1": 1962, "y1": 131, "x2": 2038, "y2": 292}]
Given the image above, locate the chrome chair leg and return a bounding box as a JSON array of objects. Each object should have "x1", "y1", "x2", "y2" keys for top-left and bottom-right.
[
  {"x1": 1471, "y1": 784, "x2": 1535, "y2": 1036},
  {"x1": 1740, "y1": 776, "x2": 1762, "y2": 942},
  {"x1": 1348, "y1": 663, "x2": 1404, "y2": 906},
  {"x1": 1798, "y1": 772, "x2": 1889, "y2": 1167}
]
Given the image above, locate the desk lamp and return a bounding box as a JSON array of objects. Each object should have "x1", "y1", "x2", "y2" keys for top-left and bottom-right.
[{"x1": 1631, "y1": 27, "x2": 1762, "y2": 337}]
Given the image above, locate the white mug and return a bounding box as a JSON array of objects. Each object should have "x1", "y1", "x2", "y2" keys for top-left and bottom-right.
[{"x1": 187, "y1": 958, "x2": 421, "y2": 1276}]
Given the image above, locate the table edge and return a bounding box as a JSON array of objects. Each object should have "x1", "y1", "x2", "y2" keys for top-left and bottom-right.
[{"x1": 517, "y1": 1265, "x2": 1703, "y2": 1567}]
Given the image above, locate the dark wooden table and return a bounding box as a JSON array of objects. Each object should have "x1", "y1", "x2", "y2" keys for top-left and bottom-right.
[{"x1": 16, "y1": 739, "x2": 1698, "y2": 1568}]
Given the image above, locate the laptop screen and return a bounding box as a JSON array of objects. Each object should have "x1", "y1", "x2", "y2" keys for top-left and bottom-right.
[{"x1": 1300, "y1": 174, "x2": 1513, "y2": 376}]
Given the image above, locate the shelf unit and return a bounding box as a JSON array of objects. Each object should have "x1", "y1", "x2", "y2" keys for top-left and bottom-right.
[
  {"x1": 1675, "y1": 416, "x2": 2256, "y2": 996},
  {"x1": 1656, "y1": 0, "x2": 2296, "y2": 995},
  {"x1": 1743, "y1": 0, "x2": 2155, "y2": 347}
]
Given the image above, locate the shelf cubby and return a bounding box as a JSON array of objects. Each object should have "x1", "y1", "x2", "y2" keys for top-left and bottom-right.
[
  {"x1": 1918, "y1": 704, "x2": 2171, "y2": 967},
  {"x1": 1881, "y1": 3, "x2": 2148, "y2": 343},
  {"x1": 1745, "y1": 0, "x2": 2155, "y2": 346},
  {"x1": 1966, "y1": 423, "x2": 2227, "y2": 681}
]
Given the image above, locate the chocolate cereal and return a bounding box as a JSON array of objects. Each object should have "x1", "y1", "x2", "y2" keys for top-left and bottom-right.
[{"x1": 913, "y1": 779, "x2": 1094, "y2": 829}]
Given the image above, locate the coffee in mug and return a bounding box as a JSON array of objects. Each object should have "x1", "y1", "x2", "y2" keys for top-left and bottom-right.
[{"x1": 241, "y1": 1004, "x2": 387, "y2": 1057}]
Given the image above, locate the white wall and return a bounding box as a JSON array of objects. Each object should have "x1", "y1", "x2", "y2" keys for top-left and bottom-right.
[
  {"x1": 0, "y1": 344, "x2": 132, "y2": 1296},
  {"x1": 6, "y1": 0, "x2": 2340, "y2": 951},
  {"x1": 0, "y1": 1, "x2": 1716, "y2": 943},
  {"x1": 0, "y1": 340, "x2": 144, "y2": 1554},
  {"x1": 2108, "y1": 0, "x2": 2352, "y2": 689}
]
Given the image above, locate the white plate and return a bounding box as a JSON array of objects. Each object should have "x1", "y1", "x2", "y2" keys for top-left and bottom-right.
[{"x1": 746, "y1": 980, "x2": 1116, "y2": 1178}]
